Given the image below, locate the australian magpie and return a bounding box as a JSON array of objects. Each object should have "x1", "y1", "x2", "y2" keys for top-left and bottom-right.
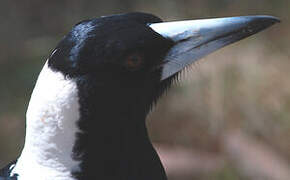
[{"x1": 0, "y1": 12, "x2": 279, "y2": 180}]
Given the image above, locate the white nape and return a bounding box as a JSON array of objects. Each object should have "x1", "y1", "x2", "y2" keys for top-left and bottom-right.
[{"x1": 12, "y1": 61, "x2": 81, "y2": 180}]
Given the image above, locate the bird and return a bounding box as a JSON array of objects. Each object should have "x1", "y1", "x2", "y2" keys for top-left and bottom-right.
[{"x1": 0, "y1": 12, "x2": 279, "y2": 180}]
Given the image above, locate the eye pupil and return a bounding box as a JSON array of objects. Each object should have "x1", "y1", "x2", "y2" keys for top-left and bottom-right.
[
  {"x1": 131, "y1": 56, "x2": 139, "y2": 63},
  {"x1": 126, "y1": 54, "x2": 142, "y2": 69}
]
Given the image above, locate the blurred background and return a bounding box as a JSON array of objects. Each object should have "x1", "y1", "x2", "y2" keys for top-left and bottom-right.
[{"x1": 0, "y1": 0, "x2": 289, "y2": 179}]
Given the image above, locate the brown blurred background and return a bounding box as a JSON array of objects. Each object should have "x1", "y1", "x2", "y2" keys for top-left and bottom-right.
[{"x1": 0, "y1": 0, "x2": 289, "y2": 179}]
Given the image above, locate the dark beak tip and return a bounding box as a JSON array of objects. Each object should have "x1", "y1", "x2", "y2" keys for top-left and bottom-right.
[
  {"x1": 254, "y1": 15, "x2": 281, "y2": 24},
  {"x1": 271, "y1": 16, "x2": 281, "y2": 23},
  {"x1": 246, "y1": 15, "x2": 280, "y2": 33}
]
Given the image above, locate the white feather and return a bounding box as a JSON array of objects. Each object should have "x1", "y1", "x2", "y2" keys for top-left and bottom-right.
[{"x1": 12, "y1": 61, "x2": 81, "y2": 180}]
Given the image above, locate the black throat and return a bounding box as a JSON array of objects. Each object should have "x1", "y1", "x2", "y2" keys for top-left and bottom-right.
[{"x1": 71, "y1": 74, "x2": 168, "y2": 180}]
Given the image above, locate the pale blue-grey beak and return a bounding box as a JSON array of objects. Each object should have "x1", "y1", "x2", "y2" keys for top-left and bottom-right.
[{"x1": 149, "y1": 15, "x2": 280, "y2": 80}]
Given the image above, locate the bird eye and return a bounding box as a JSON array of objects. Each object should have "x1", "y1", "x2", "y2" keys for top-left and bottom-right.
[{"x1": 125, "y1": 54, "x2": 143, "y2": 70}]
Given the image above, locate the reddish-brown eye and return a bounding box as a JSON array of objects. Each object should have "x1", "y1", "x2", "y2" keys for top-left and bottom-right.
[{"x1": 125, "y1": 54, "x2": 143, "y2": 70}]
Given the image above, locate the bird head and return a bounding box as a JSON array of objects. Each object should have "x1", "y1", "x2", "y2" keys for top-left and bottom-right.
[{"x1": 47, "y1": 12, "x2": 279, "y2": 111}]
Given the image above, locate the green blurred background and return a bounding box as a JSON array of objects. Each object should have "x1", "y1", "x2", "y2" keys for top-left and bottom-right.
[{"x1": 0, "y1": 0, "x2": 289, "y2": 179}]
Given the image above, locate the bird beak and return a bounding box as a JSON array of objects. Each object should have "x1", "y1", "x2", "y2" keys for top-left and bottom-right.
[{"x1": 149, "y1": 16, "x2": 280, "y2": 80}]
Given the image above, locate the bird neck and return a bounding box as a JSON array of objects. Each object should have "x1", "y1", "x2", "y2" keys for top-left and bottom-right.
[{"x1": 12, "y1": 62, "x2": 167, "y2": 180}]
